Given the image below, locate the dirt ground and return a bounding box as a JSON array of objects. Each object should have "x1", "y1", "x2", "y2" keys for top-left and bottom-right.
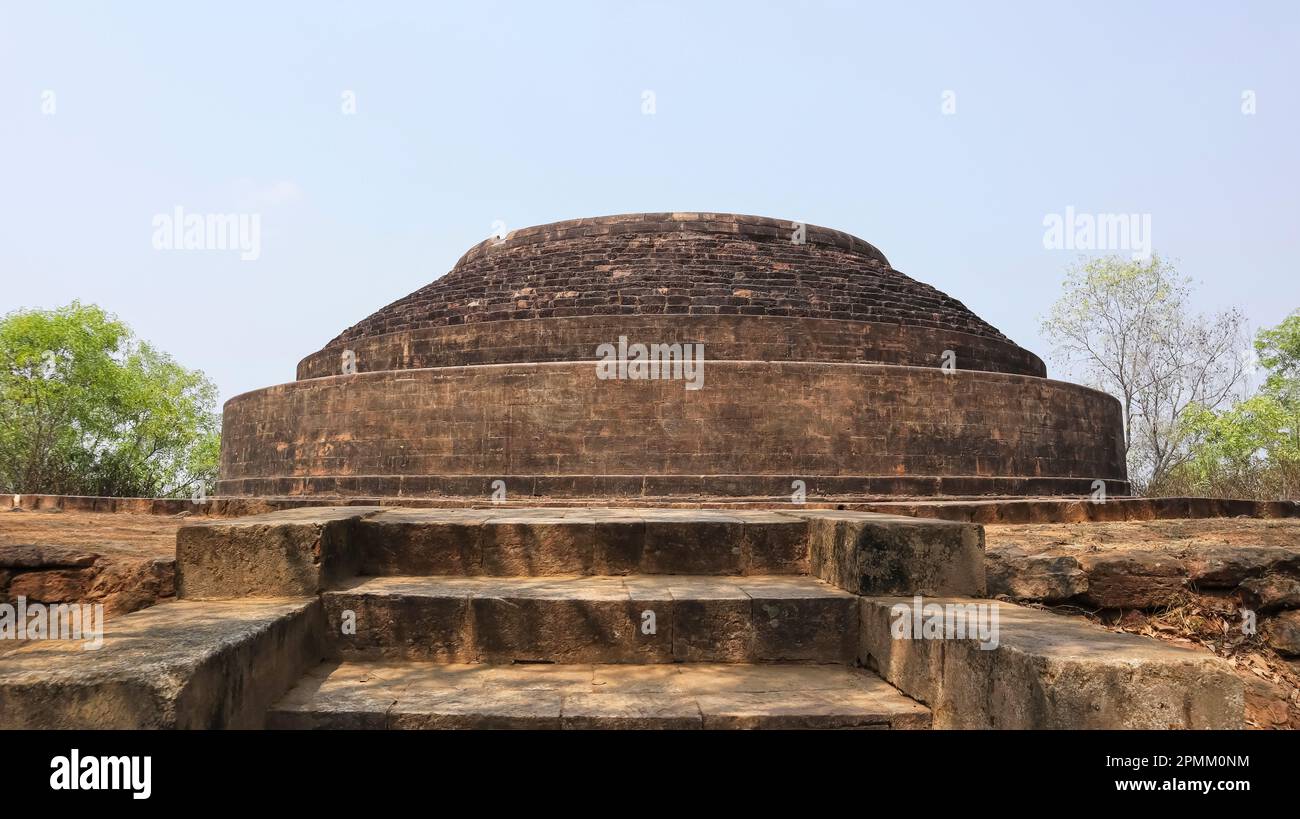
[
  {"x1": 0, "y1": 510, "x2": 181, "y2": 652},
  {"x1": 0, "y1": 508, "x2": 181, "y2": 561},
  {"x1": 985, "y1": 517, "x2": 1300, "y2": 555}
]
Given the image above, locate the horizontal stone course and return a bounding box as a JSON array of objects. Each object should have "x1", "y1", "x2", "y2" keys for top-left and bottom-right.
[
  {"x1": 267, "y1": 659, "x2": 931, "y2": 730},
  {"x1": 216, "y1": 473, "x2": 1128, "y2": 500},
  {"x1": 298, "y1": 314, "x2": 1046, "y2": 378},
  {"x1": 356, "y1": 507, "x2": 808, "y2": 575},
  {"x1": 16, "y1": 493, "x2": 1290, "y2": 520},
  {"x1": 852, "y1": 496, "x2": 1300, "y2": 523},
  {"x1": 323, "y1": 574, "x2": 858, "y2": 664}
]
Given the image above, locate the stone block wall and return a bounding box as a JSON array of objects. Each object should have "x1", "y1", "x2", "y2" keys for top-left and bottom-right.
[{"x1": 218, "y1": 361, "x2": 1127, "y2": 498}]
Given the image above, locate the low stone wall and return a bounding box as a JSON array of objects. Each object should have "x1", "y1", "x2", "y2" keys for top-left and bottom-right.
[
  {"x1": 851, "y1": 496, "x2": 1300, "y2": 523},
  {"x1": 7, "y1": 493, "x2": 204, "y2": 515},
  {"x1": 12, "y1": 491, "x2": 1298, "y2": 519}
]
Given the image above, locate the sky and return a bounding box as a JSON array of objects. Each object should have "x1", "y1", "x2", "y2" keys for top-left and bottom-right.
[{"x1": 2, "y1": 1, "x2": 1297, "y2": 405}]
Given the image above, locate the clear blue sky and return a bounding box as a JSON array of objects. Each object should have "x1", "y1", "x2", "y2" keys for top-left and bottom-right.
[{"x1": 3, "y1": 1, "x2": 1297, "y2": 404}]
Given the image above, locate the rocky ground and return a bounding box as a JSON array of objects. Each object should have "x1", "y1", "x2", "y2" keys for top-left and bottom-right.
[
  {"x1": 0, "y1": 508, "x2": 181, "y2": 648},
  {"x1": 986, "y1": 518, "x2": 1300, "y2": 729}
]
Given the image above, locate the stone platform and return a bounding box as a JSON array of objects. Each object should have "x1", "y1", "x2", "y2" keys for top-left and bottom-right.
[{"x1": 0, "y1": 506, "x2": 1245, "y2": 729}]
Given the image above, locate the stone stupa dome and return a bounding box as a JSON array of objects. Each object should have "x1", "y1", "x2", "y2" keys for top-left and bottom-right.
[{"x1": 218, "y1": 212, "x2": 1127, "y2": 500}]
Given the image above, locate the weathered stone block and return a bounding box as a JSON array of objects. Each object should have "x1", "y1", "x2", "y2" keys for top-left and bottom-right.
[
  {"x1": 1240, "y1": 575, "x2": 1300, "y2": 612},
  {"x1": 177, "y1": 507, "x2": 381, "y2": 598},
  {"x1": 0, "y1": 598, "x2": 322, "y2": 729},
  {"x1": 0, "y1": 544, "x2": 98, "y2": 570},
  {"x1": 802, "y1": 511, "x2": 985, "y2": 596},
  {"x1": 1076, "y1": 550, "x2": 1188, "y2": 609},
  {"x1": 317, "y1": 574, "x2": 849, "y2": 664},
  {"x1": 480, "y1": 517, "x2": 595, "y2": 575},
  {"x1": 664, "y1": 584, "x2": 752, "y2": 662},
  {"x1": 1264, "y1": 610, "x2": 1300, "y2": 657},
  {"x1": 356, "y1": 510, "x2": 485, "y2": 575},
  {"x1": 743, "y1": 577, "x2": 857, "y2": 662},
  {"x1": 325, "y1": 581, "x2": 473, "y2": 661},
  {"x1": 1186, "y1": 546, "x2": 1300, "y2": 588},
  {"x1": 859, "y1": 596, "x2": 1244, "y2": 729},
  {"x1": 472, "y1": 595, "x2": 671, "y2": 664},
  {"x1": 740, "y1": 514, "x2": 809, "y2": 574},
  {"x1": 591, "y1": 517, "x2": 646, "y2": 574},
  {"x1": 985, "y1": 548, "x2": 1087, "y2": 602},
  {"x1": 7, "y1": 568, "x2": 97, "y2": 602},
  {"x1": 641, "y1": 514, "x2": 745, "y2": 574}
]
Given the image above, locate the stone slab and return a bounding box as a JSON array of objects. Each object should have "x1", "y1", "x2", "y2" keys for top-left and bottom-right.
[
  {"x1": 985, "y1": 522, "x2": 1300, "y2": 608},
  {"x1": 324, "y1": 574, "x2": 856, "y2": 663},
  {"x1": 357, "y1": 509, "x2": 489, "y2": 575},
  {"x1": 355, "y1": 507, "x2": 809, "y2": 576},
  {"x1": 177, "y1": 507, "x2": 383, "y2": 598},
  {"x1": 0, "y1": 598, "x2": 322, "y2": 728},
  {"x1": 268, "y1": 660, "x2": 930, "y2": 730},
  {"x1": 859, "y1": 596, "x2": 1244, "y2": 729},
  {"x1": 800, "y1": 510, "x2": 985, "y2": 596},
  {"x1": 985, "y1": 548, "x2": 1088, "y2": 602},
  {"x1": 1076, "y1": 550, "x2": 1188, "y2": 609}
]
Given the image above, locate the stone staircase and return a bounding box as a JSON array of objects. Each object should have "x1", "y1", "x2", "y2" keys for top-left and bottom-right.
[
  {"x1": 266, "y1": 509, "x2": 926, "y2": 729},
  {"x1": 0, "y1": 507, "x2": 1246, "y2": 729}
]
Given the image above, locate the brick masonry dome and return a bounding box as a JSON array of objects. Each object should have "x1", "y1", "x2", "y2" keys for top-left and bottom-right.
[
  {"x1": 334, "y1": 212, "x2": 999, "y2": 344},
  {"x1": 297, "y1": 213, "x2": 1046, "y2": 379},
  {"x1": 220, "y1": 212, "x2": 1129, "y2": 500}
]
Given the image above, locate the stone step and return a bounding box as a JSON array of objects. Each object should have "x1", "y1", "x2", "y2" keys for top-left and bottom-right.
[
  {"x1": 177, "y1": 506, "x2": 980, "y2": 597},
  {"x1": 354, "y1": 508, "x2": 809, "y2": 576},
  {"x1": 858, "y1": 596, "x2": 1245, "y2": 729},
  {"x1": 325, "y1": 574, "x2": 857, "y2": 663},
  {"x1": 177, "y1": 507, "x2": 813, "y2": 597},
  {"x1": 0, "y1": 598, "x2": 322, "y2": 729},
  {"x1": 268, "y1": 659, "x2": 931, "y2": 729}
]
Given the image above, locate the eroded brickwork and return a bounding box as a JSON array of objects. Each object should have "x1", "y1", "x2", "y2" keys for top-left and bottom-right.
[
  {"x1": 298, "y1": 315, "x2": 1046, "y2": 379},
  {"x1": 325, "y1": 213, "x2": 1010, "y2": 347},
  {"x1": 221, "y1": 212, "x2": 1129, "y2": 499}
]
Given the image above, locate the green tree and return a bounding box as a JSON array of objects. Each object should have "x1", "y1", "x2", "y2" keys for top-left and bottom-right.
[
  {"x1": 1041, "y1": 254, "x2": 1249, "y2": 492},
  {"x1": 0, "y1": 301, "x2": 220, "y2": 498},
  {"x1": 1171, "y1": 312, "x2": 1300, "y2": 499}
]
